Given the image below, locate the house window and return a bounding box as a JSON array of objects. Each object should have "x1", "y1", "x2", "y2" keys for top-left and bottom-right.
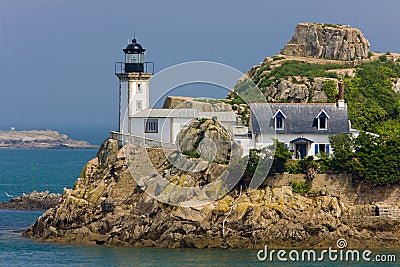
[
  {"x1": 145, "y1": 119, "x2": 158, "y2": 133},
  {"x1": 137, "y1": 83, "x2": 142, "y2": 93},
  {"x1": 316, "y1": 110, "x2": 329, "y2": 130},
  {"x1": 273, "y1": 110, "x2": 286, "y2": 130},
  {"x1": 319, "y1": 117, "x2": 327, "y2": 130},
  {"x1": 136, "y1": 100, "x2": 142, "y2": 111},
  {"x1": 275, "y1": 116, "x2": 284, "y2": 130},
  {"x1": 315, "y1": 144, "x2": 327, "y2": 155}
]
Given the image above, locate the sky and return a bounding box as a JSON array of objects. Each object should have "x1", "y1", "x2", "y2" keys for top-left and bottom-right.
[{"x1": 1, "y1": 0, "x2": 399, "y2": 144}]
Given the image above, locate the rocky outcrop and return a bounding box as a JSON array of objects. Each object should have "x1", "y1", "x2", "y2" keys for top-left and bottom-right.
[
  {"x1": 23, "y1": 139, "x2": 400, "y2": 249},
  {"x1": 394, "y1": 78, "x2": 400, "y2": 93},
  {"x1": 261, "y1": 78, "x2": 339, "y2": 103},
  {"x1": 163, "y1": 96, "x2": 232, "y2": 112},
  {"x1": 96, "y1": 138, "x2": 119, "y2": 166},
  {"x1": 281, "y1": 23, "x2": 370, "y2": 61},
  {"x1": 0, "y1": 130, "x2": 98, "y2": 149},
  {"x1": 267, "y1": 80, "x2": 309, "y2": 102},
  {"x1": 176, "y1": 119, "x2": 234, "y2": 163},
  {"x1": 0, "y1": 191, "x2": 61, "y2": 210}
]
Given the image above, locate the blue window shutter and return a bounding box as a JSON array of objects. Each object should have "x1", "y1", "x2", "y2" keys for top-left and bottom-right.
[
  {"x1": 315, "y1": 144, "x2": 319, "y2": 155},
  {"x1": 326, "y1": 144, "x2": 330, "y2": 154}
]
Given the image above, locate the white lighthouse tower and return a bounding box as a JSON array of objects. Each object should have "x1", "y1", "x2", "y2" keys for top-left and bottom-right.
[{"x1": 115, "y1": 38, "x2": 153, "y2": 134}]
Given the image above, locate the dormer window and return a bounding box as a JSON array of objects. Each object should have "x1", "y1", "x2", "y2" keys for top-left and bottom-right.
[
  {"x1": 273, "y1": 109, "x2": 286, "y2": 130},
  {"x1": 315, "y1": 109, "x2": 330, "y2": 130}
]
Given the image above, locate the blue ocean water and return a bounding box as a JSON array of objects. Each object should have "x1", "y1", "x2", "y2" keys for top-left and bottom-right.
[{"x1": 0, "y1": 149, "x2": 398, "y2": 266}]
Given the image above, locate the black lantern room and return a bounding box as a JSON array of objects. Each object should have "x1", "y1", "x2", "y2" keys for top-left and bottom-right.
[{"x1": 123, "y1": 38, "x2": 145, "y2": 73}]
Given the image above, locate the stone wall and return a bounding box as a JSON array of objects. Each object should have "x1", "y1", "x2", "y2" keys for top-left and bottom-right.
[
  {"x1": 265, "y1": 173, "x2": 400, "y2": 206},
  {"x1": 110, "y1": 131, "x2": 176, "y2": 149}
]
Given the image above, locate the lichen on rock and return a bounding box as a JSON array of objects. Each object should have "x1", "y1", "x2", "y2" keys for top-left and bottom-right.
[{"x1": 281, "y1": 22, "x2": 370, "y2": 61}]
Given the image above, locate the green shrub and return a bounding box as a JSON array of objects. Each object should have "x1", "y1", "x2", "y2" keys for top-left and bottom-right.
[
  {"x1": 269, "y1": 140, "x2": 292, "y2": 174},
  {"x1": 292, "y1": 181, "x2": 311, "y2": 195},
  {"x1": 272, "y1": 55, "x2": 286, "y2": 61},
  {"x1": 182, "y1": 149, "x2": 200, "y2": 159},
  {"x1": 285, "y1": 160, "x2": 303, "y2": 174},
  {"x1": 322, "y1": 23, "x2": 340, "y2": 28},
  {"x1": 321, "y1": 80, "x2": 337, "y2": 102}
]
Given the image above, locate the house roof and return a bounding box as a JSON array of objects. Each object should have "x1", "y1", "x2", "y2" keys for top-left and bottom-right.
[
  {"x1": 250, "y1": 103, "x2": 350, "y2": 135},
  {"x1": 133, "y1": 109, "x2": 237, "y2": 122},
  {"x1": 290, "y1": 137, "x2": 314, "y2": 143}
]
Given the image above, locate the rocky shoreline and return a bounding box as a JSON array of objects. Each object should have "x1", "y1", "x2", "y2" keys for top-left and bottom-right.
[
  {"x1": 0, "y1": 191, "x2": 61, "y2": 210},
  {"x1": 23, "y1": 139, "x2": 400, "y2": 249},
  {"x1": 0, "y1": 130, "x2": 98, "y2": 149}
]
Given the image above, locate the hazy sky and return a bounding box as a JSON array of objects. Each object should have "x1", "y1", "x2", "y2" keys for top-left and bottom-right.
[{"x1": 1, "y1": 0, "x2": 399, "y2": 143}]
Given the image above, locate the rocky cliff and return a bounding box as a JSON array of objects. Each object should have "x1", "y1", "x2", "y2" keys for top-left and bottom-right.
[
  {"x1": 0, "y1": 130, "x2": 98, "y2": 149},
  {"x1": 281, "y1": 23, "x2": 370, "y2": 61},
  {"x1": 23, "y1": 137, "x2": 400, "y2": 249}
]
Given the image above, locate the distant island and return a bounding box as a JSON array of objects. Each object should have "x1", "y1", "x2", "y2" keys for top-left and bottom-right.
[{"x1": 0, "y1": 130, "x2": 98, "y2": 149}]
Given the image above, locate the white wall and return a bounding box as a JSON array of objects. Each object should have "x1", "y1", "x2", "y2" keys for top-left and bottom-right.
[
  {"x1": 129, "y1": 80, "x2": 150, "y2": 116},
  {"x1": 129, "y1": 117, "x2": 171, "y2": 143},
  {"x1": 119, "y1": 81, "x2": 129, "y2": 134},
  {"x1": 170, "y1": 117, "x2": 194, "y2": 143},
  {"x1": 255, "y1": 133, "x2": 332, "y2": 158},
  {"x1": 234, "y1": 137, "x2": 253, "y2": 156}
]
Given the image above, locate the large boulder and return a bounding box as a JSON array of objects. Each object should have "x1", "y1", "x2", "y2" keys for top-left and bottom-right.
[
  {"x1": 163, "y1": 96, "x2": 232, "y2": 112},
  {"x1": 281, "y1": 23, "x2": 370, "y2": 61},
  {"x1": 176, "y1": 118, "x2": 233, "y2": 163}
]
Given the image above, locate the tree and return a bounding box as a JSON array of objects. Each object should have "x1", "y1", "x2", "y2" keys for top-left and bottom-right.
[
  {"x1": 269, "y1": 140, "x2": 292, "y2": 175},
  {"x1": 329, "y1": 133, "x2": 357, "y2": 174},
  {"x1": 354, "y1": 133, "x2": 400, "y2": 184}
]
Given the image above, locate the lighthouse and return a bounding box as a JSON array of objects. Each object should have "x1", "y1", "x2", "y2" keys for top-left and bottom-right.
[{"x1": 115, "y1": 38, "x2": 154, "y2": 134}]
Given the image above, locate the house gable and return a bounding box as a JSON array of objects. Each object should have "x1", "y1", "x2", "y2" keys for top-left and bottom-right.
[{"x1": 250, "y1": 103, "x2": 350, "y2": 135}]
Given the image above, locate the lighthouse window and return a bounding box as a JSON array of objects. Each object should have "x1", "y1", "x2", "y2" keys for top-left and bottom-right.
[
  {"x1": 127, "y1": 54, "x2": 138, "y2": 63},
  {"x1": 137, "y1": 84, "x2": 142, "y2": 93},
  {"x1": 136, "y1": 100, "x2": 142, "y2": 111},
  {"x1": 145, "y1": 119, "x2": 158, "y2": 133}
]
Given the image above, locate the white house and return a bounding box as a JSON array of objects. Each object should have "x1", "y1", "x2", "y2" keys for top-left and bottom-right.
[{"x1": 111, "y1": 38, "x2": 356, "y2": 158}]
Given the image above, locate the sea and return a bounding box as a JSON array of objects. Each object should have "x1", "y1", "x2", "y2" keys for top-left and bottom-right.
[{"x1": 0, "y1": 149, "x2": 398, "y2": 266}]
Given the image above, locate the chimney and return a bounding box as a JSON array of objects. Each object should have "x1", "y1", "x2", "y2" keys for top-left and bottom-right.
[{"x1": 338, "y1": 82, "x2": 345, "y2": 109}]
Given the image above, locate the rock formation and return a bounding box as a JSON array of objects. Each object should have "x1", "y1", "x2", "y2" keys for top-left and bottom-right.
[
  {"x1": 260, "y1": 78, "x2": 341, "y2": 103},
  {"x1": 281, "y1": 23, "x2": 370, "y2": 61},
  {"x1": 163, "y1": 96, "x2": 232, "y2": 112},
  {"x1": 23, "y1": 138, "x2": 400, "y2": 249},
  {"x1": 176, "y1": 119, "x2": 234, "y2": 163},
  {"x1": 0, "y1": 191, "x2": 61, "y2": 210}
]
